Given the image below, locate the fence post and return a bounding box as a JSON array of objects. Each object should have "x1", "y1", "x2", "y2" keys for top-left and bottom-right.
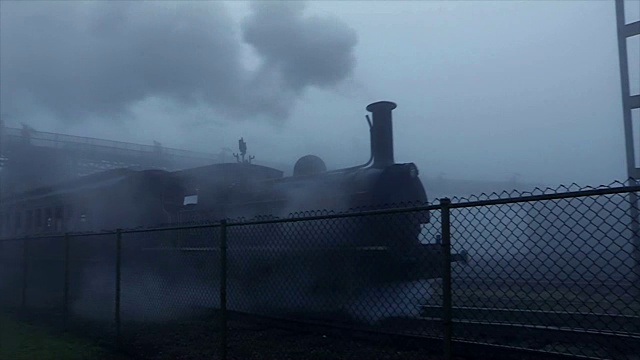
[
  {"x1": 115, "y1": 229, "x2": 122, "y2": 348},
  {"x1": 628, "y1": 190, "x2": 640, "y2": 296},
  {"x1": 63, "y1": 233, "x2": 70, "y2": 332},
  {"x1": 440, "y1": 198, "x2": 452, "y2": 360},
  {"x1": 21, "y1": 236, "x2": 28, "y2": 312},
  {"x1": 219, "y1": 220, "x2": 228, "y2": 360}
]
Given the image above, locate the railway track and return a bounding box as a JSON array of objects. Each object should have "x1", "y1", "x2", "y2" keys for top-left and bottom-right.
[
  {"x1": 239, "y1": 310, "x2": 637, "y2": 360},
  {"x1": 408, "y1": 305, "x2": 640, "y2": 359},
  {"x1": 4, "y1": 302, "x2": 639, "y2": 360},
  {"x1": 450, "y1": 278, "x2": 636, "y2": 298},
  {"x1": 451, "y1": 277, "x2": 633, "y2": 288},
  {"x1": 421, "y1": 306, "x2": 640, "y2": 333}
]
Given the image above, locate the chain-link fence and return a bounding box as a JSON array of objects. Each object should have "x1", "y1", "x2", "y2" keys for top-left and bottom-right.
[
  {"x1": 446, "y1": 184, "x2": 640, "y2": 359},
  {"x1": 1, "y1": 181, "x2": 639, "y2": 359}
]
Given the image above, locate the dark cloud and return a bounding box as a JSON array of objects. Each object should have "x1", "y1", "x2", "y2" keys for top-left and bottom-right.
[{"x1": 0, "y1": 1, "x2": 357, "y2": 123}]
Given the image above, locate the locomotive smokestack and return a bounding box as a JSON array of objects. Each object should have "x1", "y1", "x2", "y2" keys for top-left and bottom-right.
[{"x1": 366, "y1": 101, "x2": 397, "y2": 168}]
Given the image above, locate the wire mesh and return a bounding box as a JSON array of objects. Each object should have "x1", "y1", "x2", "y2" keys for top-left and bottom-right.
[
  {"x1": 118, "y1": 226, "x2": 222, "y2": 357},
  {"x1": 225, "y1": 206, "x2": 442, "y2": 341},
  {"x1": 0, "y1": 182, "x2": 639, "y2": 360},
  {"x1": 450, "y1": 188, "x2": 640, "y2": 359},
  {"x1": 0, "y1": 238, "x2": 25, "y2": 310},
  {"x1": 66, "y1": 233, "x2": 117, "y2": 338},
  {"x1": 22, "y1": 236, "x2": 66, "y2": 328}
]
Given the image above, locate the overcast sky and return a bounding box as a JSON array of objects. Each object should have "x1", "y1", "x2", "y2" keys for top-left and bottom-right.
[{"x1": 1, "y1": 0, "x2": 639, "y2": 186}]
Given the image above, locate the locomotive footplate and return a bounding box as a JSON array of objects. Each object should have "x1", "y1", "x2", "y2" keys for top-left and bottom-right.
[
  {"x1": 405, "y1": 243, "x2": 469, "y2": 280},
  {"x1": 328, "y1": 243, "x2": 469, "y2": 283}
]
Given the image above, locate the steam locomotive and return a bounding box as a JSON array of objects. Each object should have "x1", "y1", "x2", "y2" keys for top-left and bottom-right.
[{"x1": 0, "y1": 101, "x2": 466, "y2": 316}]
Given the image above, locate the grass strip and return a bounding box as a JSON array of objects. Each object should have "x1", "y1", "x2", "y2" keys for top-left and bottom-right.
[{"x1": 0, "y1": 316, "x2": 116, "y2": 360}]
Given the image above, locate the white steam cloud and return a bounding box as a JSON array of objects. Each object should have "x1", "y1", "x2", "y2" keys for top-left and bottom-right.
[{"x1": 0, "y1": 1, "x2": 358, "y2": 124}]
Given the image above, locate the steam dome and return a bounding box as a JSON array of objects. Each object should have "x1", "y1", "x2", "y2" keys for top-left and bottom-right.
[{"x1": 293, "y1": 155, "x2": 327, "y2": 176}]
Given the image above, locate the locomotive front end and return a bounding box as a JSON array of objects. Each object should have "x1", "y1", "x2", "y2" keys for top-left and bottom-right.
[{"x1": 351, "y1": 101, "x2": 466, "y2": 285}]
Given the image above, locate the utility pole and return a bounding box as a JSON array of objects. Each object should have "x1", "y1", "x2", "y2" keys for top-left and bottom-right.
[{"x1": 614, "y1": 0, "x2": 640, "y2": 290}]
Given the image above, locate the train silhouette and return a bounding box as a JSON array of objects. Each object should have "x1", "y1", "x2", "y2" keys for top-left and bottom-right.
[{"x1": 0, "y1": 101, "x2": 467, "y2": 317}]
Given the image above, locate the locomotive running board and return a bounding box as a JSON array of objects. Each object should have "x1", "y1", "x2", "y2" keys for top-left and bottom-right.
[
  {"x1": 141, "y1": 247, "x2": 220, "y2": 252},
  {"x1": 140, "y1": 246, "x2": 392, "y2": 252},
  {"x1": 140, "y1": 246, "x2": 467, "y2": 266}
]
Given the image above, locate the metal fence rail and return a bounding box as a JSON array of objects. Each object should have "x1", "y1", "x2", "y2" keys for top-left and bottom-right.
[{"x1": 1, "y1": 181, "x2": 639, "y2": 360}]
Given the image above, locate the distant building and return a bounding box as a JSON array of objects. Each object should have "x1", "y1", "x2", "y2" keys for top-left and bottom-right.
[{"x1": 0, "y1": 123, "x2": 222, "y2": 199}]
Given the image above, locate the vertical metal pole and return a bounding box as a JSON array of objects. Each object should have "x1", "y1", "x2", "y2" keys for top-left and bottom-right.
[
  {"x1": 629, "y1": 191, "x2": 640, "y2": 295},
  {"x1": 615, "y1": 0, "x2": 634, "y2": 178},
  {"x1": 615, "y1": 0, "x2": 640, "y2": 292},
  {"x1": 0, "y1": 118, "x2": 4, "y2": 199},
  {"x1": 21, "y1": 236, "x2": 28, "y2": 311},
  {"x1": 63, "y1": 233, "x2": 70, "y2": 332},
  {"x1": 115, "y1": 229, "x2": 122, "y2": 348},
  {"x1": 440, "y1": 198, "x2": 452, "y2": 360},
  {"x1": 219, "y1": 220, "x2": 228, "y2": 360}
]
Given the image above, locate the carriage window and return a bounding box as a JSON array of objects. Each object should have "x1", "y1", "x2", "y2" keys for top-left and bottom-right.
[
  {"x1": 45, "y1": 208, "x2": 52, "y2": 228},
  {"x1": 35, "y1": 209, "x2": 42, "y2": 228},
  {"x1": 26, "y1": 210, "x2": 33, "y2": 230},
  {"x1": 3, "y1": 213, "x2": 8, "y2": 236},
  {"x1": 15, "y1": 212, "x2": 22, "y2": 231},
  {"x1": 65, "y1": 206, "x2": 73, "y2": 223},
  {"x1": 54, "y1": 207, "x2": 63, "y2": 231}
]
